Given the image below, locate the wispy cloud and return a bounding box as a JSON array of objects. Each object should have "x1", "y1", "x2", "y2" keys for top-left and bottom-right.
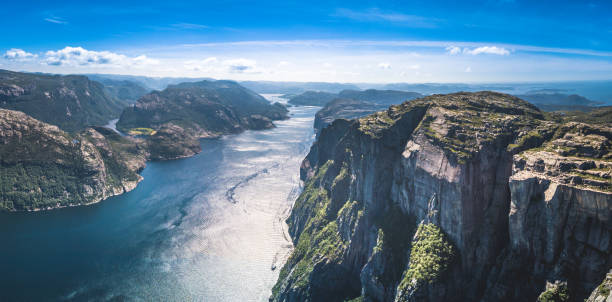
[
  {"x1": 334, "y1": 8, "x2": 438, "y2": 28},
  {"x1": 44, "y1": 17, "x2": 67, "y2": 24}
]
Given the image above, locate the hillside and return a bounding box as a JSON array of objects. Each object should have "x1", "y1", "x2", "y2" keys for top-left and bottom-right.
[
  {"x1": 288, "y1": 89, "x2": 422, "y2": 107},
  {"x1": 117, "y1": 80, "x2": 288, "y2": 159},
  {"x1": 0, "y1": 69, "x2": 127, "y2": 132},
  {"x1": 0, "y1": 109, "x2": 146, "y2": 211},
  {"x1": 287, "y1": 91, "x2": 338, "y2": 106},
  {"x1": 271, "y1": 92, "x2": 611, "y2": 302}
]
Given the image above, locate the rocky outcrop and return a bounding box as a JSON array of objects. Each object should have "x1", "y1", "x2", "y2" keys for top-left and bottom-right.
[
  {"x1": 271, "y1": 92, "x2": 611, "y2": 302},
  {"x1": 0, "y1": 109, "x2": 146, "y2": 211}
]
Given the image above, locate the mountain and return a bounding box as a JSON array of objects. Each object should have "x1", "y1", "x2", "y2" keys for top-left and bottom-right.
[
  {"x1": 84, "y1": 75, "x2": 361, "y2": 94},
  {"x1": 515, "y1": 93, "x2": 602, "y2": 112},
  {"x1": 559, "y1": 106, "x2": 612, "y2": 124},
  {"x1": 296, "y1": 89, "x2": 423, "y2": 134},
  {"x1": 86, "y1": 76, "x2": 150, "y2": 103},
  {"x1": 0, "y1": 69, "x2": 127, "y2": 132},
  {"x1": 85, "y1": 73, "x2": 213, "y2": 91},
  {"x1": 314, "y1": 98, "x2": 382, "y2": 134},
  {"x1": 0, "y1": 109, "x2": 146, "y2": 211},
  {"x1": 239, "y1": 81, "x2": 360, "y2": 94},
  {"x1": 287, "y1": 91, "x2": 338, "y2": 106},
  {"x1": 288, "y1": 89, "x2": 423, "y2": 107},
  {"x1": 337, "y1": 89, "x2": 423, "y2": 105},
  {"x1": 117, "y1": 80, "x2": 289, "y2": 160},
  {"x1": 271, "y1": 92, "x2": 611, "y2": 302}
]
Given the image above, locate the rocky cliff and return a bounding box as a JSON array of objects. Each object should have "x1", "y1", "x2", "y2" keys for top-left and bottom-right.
[
  {"x1": 0, "y1": 109, "x2": 146, "y2": 211},
  {"x1": 271, "y1": 92, "x2": 611, "y2": 302}
]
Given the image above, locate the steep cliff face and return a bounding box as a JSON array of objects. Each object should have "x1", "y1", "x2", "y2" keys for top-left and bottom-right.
[
  {"x1": 0, "y1": 109, "x2": 146, "y2": 211},
  {"x1": 271, "y1": 92, "x2": 611, "y2": 302}
]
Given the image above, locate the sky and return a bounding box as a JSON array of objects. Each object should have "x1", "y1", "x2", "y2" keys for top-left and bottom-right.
[{"x1": 0, "y1": 0, "x2": 611, "y2": 83}]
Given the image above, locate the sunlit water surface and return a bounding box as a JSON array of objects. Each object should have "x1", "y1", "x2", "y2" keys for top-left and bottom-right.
[{"x1": 0, "y1": 95, "x2": 318, "y2": 301}]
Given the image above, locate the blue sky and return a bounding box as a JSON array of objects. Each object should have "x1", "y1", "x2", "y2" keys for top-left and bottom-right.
[{"x1": 1, "y1": 0, "x2": 611, "y2": 82}]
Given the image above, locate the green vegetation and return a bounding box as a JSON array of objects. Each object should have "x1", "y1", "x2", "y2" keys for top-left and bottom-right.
[
  {"x1": 507, "y1": 129, "x2": 545, "y2": 152},
  {"x1": 537, "y1": 282, "x2": 569, "y2": 302},
  {"x1": 397, "y1": 223, "x2": 455, "y2": 293},
  {"x1": 127, "y1": 127, "x2": 156, "y2": 136},
  {"x1": 271, "y1": 160, "x2": 363, "y2": 300},
  {"x1": 272, "y1": 161, "x2": 343, "y2": 297},
  {"x1": 598, "y1": 279, "x2": 610, "y2": 297}
]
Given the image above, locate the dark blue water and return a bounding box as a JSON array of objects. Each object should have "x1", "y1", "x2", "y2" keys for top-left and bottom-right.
[{"x1": 0, "y1": 96, "x2": 318, "y2": 302}]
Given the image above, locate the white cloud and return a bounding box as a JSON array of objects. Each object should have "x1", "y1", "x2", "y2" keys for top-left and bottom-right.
[
  {"x1": 378, "y1": 62, "x2": 391, "y2": 69},
  {"x1": 465, "y1": 66, "x2": 472, "y2": 72},
  {"x1": 278, "y1": 61, "x2": 290, "y2": 67},
  {"x1": 446, "y1": 46, "x2": 462, "y2": 55},
  {"x1": 323, "y1": 62, "x2": 333, "y2": 68},
  {"x1": 3, "y1": 48, "x2": 37, "y2": 61},
  {"x1": 409, "y1": 64, "x2": 421, "y2": 69},
  {"x1": 464, "y1": 46, "x2": 510, "y2": 55},
  {"x1": 43, "y1": 46, "x2": 159, "y2": 67},
  {"x1": 223, "y1": 58, "x2": 259, "y2": 74}
]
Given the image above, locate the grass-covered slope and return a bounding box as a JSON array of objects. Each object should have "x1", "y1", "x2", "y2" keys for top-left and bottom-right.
[{"x1": 0, "y1": 69, "x2": 127, "y2": 132}]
